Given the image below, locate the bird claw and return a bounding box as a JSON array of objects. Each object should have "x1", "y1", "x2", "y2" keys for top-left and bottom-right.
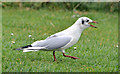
[{"x1": 71, "y1": 57, "x2": 80, "y2": 59}]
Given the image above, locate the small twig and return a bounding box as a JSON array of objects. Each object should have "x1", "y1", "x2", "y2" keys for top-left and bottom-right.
[{"x1": 73, "y1": 3, "x2": 81, "y2": 11}]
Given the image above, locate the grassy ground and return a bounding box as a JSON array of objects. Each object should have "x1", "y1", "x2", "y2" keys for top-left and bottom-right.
[
  {"x1": 0, "y1": 7, "x2": 2, "y2": 73},
  {"x1": 2, "y1": 8, "x2": 118, "y2": 72}
]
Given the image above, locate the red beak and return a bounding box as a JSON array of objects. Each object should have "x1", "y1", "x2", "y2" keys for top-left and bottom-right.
[
  {"x1": 92, "y1": 21, "x2": 98, "y2": 24},
  {"x1": 89, "y1": 21, "x2": 98, "y2": 28}
]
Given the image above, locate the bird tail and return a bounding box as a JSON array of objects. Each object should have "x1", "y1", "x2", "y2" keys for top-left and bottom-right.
[
  {"x1": 23, "y1": 47, "x2": 46, "y2": 52},
  {"x1": 14, "y1": 45, "x2": 46, "y2": 52},
  {"x1": 15, "y1": 45, "x2": 32, "y2": 50}
]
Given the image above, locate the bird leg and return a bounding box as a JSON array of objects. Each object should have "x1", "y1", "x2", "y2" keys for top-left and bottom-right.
[
  {"x1": 53, "y1": 51, "x2": 56, "y2": 61},
  {"x1": 63, "y1": 53, "x2": 80, "y2": 59}
]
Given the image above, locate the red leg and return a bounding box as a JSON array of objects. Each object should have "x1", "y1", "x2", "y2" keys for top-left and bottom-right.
[
  {"x1": 63, "y1": 53, "x2": 79, "y2": 59},
  {"x1": 53, "y1": 51, "x2": 56, "y2": 61}
]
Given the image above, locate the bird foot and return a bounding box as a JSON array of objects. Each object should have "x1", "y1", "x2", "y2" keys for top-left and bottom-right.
[
  {"x1": 63, "y1": 53, "x2": 80, "y2": 60},
  {"x1": 70, "y1": 56, "x2": 80, "y2": 59},
  {"x1": 53, "y1": 59, "x2": 56, "y2": 62}
]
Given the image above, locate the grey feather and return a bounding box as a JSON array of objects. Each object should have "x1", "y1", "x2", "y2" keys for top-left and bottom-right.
[{"x1": 32, "y1": 36, "x2": 72, "y2": 50}]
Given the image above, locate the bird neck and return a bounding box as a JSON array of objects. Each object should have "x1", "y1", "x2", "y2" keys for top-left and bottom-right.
[
  {"x1": 62, "y1": 19, "x2": 86, "y2": 36},
  {"x1": 72, "y1": 21, "x2": 85, "y2": 32},
  {"x1": 64, "y1": 23, "x2": 84, "y2": 35}
]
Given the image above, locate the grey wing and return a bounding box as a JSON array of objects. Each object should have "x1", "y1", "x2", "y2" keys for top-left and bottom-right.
[
  {"x1": 32, "y1": 36, "x2": 72, "y2": 50},
  {"x1": 45, "y1": 36, "x2": 72, "y2": 49}
]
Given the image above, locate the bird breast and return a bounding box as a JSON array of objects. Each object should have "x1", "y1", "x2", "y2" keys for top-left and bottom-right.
[{"x1": 61, "y1": 32, "x2": 81, "y2": 50}]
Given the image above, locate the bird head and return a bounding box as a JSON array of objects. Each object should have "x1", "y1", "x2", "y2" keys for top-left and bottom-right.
[{"x1": 77, "y1": 17, "x2": 98, "y2": 29}]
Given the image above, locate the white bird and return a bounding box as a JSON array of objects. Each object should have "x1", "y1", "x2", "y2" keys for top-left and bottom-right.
[{"x1": 15, "y1": 17, "x2": 98, "y2": 61}]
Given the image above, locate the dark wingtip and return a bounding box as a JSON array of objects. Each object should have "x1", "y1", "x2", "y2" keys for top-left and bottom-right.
[
  {"x1": 14, "y1": 45, "x2": 32, "y2": 50},
  {"x1": 13, "y1": 48, "x2": 22, "y2": 50}
]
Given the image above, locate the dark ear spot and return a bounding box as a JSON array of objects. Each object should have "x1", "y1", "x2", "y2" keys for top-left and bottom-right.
[{"x1": 82, "y1": 19, "x2": 84, "y2": 24}]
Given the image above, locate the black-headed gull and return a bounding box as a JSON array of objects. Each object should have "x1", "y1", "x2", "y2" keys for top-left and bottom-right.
[{"x1": 15, "y1": 17, "x2": 97, "y2": 61}]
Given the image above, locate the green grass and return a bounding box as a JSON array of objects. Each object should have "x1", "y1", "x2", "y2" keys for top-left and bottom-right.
[
  {"x1": 0, "y1": 7, "x2": 2, "y2": 73},
  {"x1": 2, "y1": 8, "x2": 118, "y2": 72}
]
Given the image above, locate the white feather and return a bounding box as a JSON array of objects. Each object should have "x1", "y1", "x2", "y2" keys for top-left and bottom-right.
[
  {"x1": 23, "y1": 47, "x2": 46, "y2": 52},
  {"x1": 23, "y1": 50, "x2": 38, "y2": 52},
  {"x1": 24, "y1": 47, "x2": 46, "y2": 50}
]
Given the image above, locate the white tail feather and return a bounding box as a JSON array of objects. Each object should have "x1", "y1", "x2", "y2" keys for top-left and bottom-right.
[
  {"x1": 23, "y1": 50, "x2": 38, "y2": 52},
  {"x1": 23, "y1": 47, "x2": 46, "y2": 52}
]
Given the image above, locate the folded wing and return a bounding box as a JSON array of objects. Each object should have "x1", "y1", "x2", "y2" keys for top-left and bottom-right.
[{"x1": 31, "y1": 35, "x2": 72, "y2": 50}]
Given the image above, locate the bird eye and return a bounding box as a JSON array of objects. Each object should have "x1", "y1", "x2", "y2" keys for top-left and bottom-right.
[{"x1": 86, "y1": 20, "x2": 89, "y2": 22}]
